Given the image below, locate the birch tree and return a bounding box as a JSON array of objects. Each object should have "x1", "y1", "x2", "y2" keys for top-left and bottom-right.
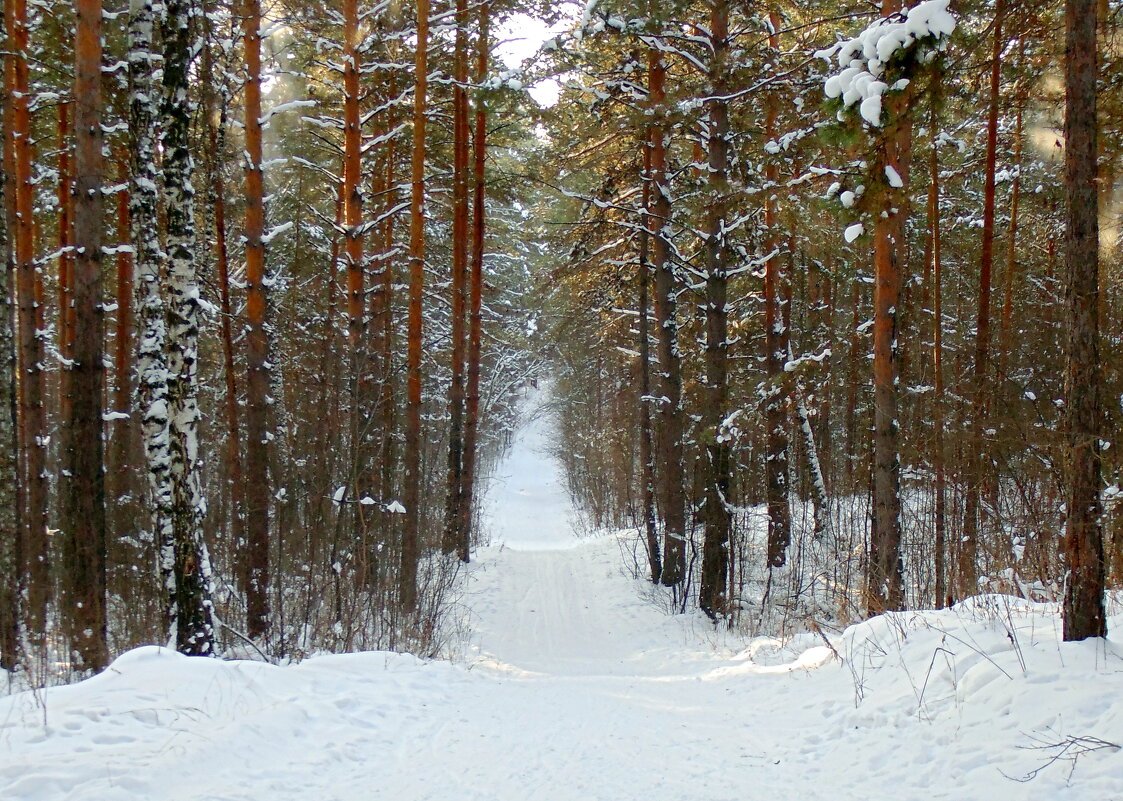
[{"x1": 161, "y1": 0, "x2": 216, "y2": 655}]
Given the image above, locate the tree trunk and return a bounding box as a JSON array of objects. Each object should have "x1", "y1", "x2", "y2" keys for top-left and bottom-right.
[
  {"x1": 637, "y1": 144, "x2": 660, "y2": 584},
  {"x1": 63, "y1": 0, "x2": 108, "y2": 670},
  {"x1": 242, "y1": 0, "x2": 271, "y2": 640},
  {"x1": 699, "y1": 0, "x2": 732, "y2": 615},
  {"x1": 9, "y1": 0, "x2": 48, "y2": 644},
  {"x1": 343, "y1": 0, "x2": 364, "y2": 354},
  {"x1": 459, "y1": 2, "x2": 488, "y2": 556},
  {"x1": 647, "y1": 48, "x2": 686, "y2": 588},
  {"x1": 401, "y1": 0, "x2": 429, "y2": 612},
  {"x1": 0, "y1": 6, "x2": 21, "y2": 670},
  {"x1": 999, "y1": 73, "x2": 1024, "y2": 368},
  {"x1": 763, "y1": 14, "x2": 790, "y2": 569},
  {"x1": 866, "y1": 0, "x2": 911, "y2": 616},
  {"x1": 961, "y1": 0, "x2": 1004, "y2": 601},
  {"x1": 1061, "y1": 0, "x2": 1105, "y2": 641},
  {"x1": 129, "y1": 0, "x2": 176, "y2": 649},
  {"x1": 928, "y1": 88, "x2": 947, "y2": 609},
  {"x1": 443, "y1": 0, "x2": 470, "y2": 561},
  {"x1": 110, "y1": 153, "x2": 134, "y2": 464},
  {"x1": 201, "y1": 9, "x2": 245, "y2": 594},
  {"x1": 161, "y1": 0, "x2": 216, "y2": 656},
  {"x1": 57, "y1": 101, "x2": 73, "y2": 369}
]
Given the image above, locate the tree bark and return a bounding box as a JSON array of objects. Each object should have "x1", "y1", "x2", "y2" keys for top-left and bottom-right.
[
  {"x1": 401, "y1": 0, "x2": 429, "y2": 612},
  {"x1": 647, "y1": 47, "x2": 686, "y2": 588},
  {"x1": 8, "y1": 0, "x2": 47, "y2": 644},
  {"x1": 637, "y1": 144, "x2": 660, "y2": 584},
  {"x1": 57, "y1": 102, "x2": 73, "y2": 368},
  {"x1": 459, "y1": 2, "x2": 488, "y2": 557},
  {"x1": 129, "y1": 0, "x2": 176, "y2": 647},
  {"x1": 443, "y1": 0, "x2": 470, "y2": 561},
  {"x1": 699, "y1": 0, "x2": 732, "y2": 615},
  {"x1": 928, "y1": 87, "x2": 947, "y2": 609},
  {"x1": 242, "y1": 0, "x2": 271, "y2": 640},
  {"x1": 0, "y1": 5, "x2": 21, "y2": 670},
  {"x1": 1061, "y1": 0, "x2": 1105, "y2": 641},
  {"x1": 999, "y1": 73, "x2": 1024, "y2": 368},
  {"x1": 201, "y1": 7, "x2": 245, "y2": 594},
  {"x1": 961, "y1": 0, "x2": 1004, "y2": 600},
  {"x1": 763, "y1": 13, "x2": 791, "y2": 570},
  {"x1": 866, "y1": 0, "x2": 910, "y2": 616},
  {"x1": 63, "y1": 0, "x2": 108, "y2": 670},
  {"x1": 161, "y1": 0, "x2": 216, "y2": 655}
]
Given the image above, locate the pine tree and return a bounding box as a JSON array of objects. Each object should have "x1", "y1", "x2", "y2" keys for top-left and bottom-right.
[
  {"x1": 401, "y1": 0, "x2": 430, "y2": 612},
  {"x1": 62, "y1": 0, "x2": 108, "y2": 670},
  {"x1": 1061, "y1": 0, "x2": 1106, "y2": 641},
  {"x1": 242, "y1": 0, "x2": 271, "y2": 640}
]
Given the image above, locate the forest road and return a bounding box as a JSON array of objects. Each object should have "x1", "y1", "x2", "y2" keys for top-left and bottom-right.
[{"x1": 2, "y1": 391, "x2": 1064, "y2": 801}]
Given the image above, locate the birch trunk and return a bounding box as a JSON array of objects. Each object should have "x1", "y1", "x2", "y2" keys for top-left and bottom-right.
[{"x1": 160, "y1": 0, "x2": 216, "y2": 655}]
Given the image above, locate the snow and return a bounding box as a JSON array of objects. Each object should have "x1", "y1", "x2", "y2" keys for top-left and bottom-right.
[
  {"x1": 480, "y1": 388, "x2": 580, "y2": 551},
  {"x1": 845, "y1": 222, "x2": 865, "y2": 242},
  {"x1": 4, "y1": 388, "x2": 1123, "y2": 800},
  {"x1": 822, "y1": 0, "x2": 955, "y2": 128}
]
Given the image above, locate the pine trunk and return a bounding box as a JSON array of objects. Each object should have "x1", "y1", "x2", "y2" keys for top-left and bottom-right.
[
  {"x1": 866, "y1": 0, "x2": 910, "y2": 616},
  {"x1": 9, "y1": 0, "x2": 48, "y2": 642},
  {"x1": 401, "y1": 0, "x2": 429, "y2": 612},
  {"x1": 961, "y1": 0, "x2": 1004, "y2": 600},
  {"x1": 999, "y1": 80, "x2": 1024, "y2": 367},
  {"x1": 699, "y1": 0, "x2": 732, "y2": 615},
  {"x1": 763, "y1": 15, "x2": 790, "y2": 569},
  {"x1": 1061, "y1": 0, "x2": 1105, "y2": 641},
  {"x1": 57, "y1": 102, "x2": 73, "y2": 369},
  {"x1": 928, "y1": 89, "x2": 947, "y2": 609},
  {"x1": 0, "y1": 5, "x2": 21, "y2": 669},
  {"x1": 637, "y1": 145, "x2": 660, "y2": 584},
  {"x1": 443, "y1": 0, "x2": 470, "y2": 561},
  {"x1": 459, "y1": 2, "x2": 488, "y2": 555},
  {"x1": 63, "y1": 0, "x2": 108, "y2": 670},
  {"x1": 242, "y1": 0, "x2": 271, "y2": 640},
  {"x1": 647, "y1": 48, "x2": 686, "y2": 588},
  {"x1": 201, "y1": 13, "x2": 245, "y2": 594}
]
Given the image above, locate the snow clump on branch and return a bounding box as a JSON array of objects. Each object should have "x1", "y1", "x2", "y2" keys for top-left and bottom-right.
[{"x1": 819, "y1": 0, "x2": 955, "y2": 127}]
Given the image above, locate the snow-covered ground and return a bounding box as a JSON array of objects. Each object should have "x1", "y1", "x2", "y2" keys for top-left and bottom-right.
[{"x1": 3, "y1": 393, "x2": 1123, "y2": 800}]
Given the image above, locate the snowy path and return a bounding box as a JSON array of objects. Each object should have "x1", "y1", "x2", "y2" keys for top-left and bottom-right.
[{"x1": 3, "y1": 391, "x2": 1123, "y2": 800}]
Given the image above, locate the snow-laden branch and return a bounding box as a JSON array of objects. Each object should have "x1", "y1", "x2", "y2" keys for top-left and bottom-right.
[{"x1": 819, "y1": 0, "x2": 955, "y2": 127}]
